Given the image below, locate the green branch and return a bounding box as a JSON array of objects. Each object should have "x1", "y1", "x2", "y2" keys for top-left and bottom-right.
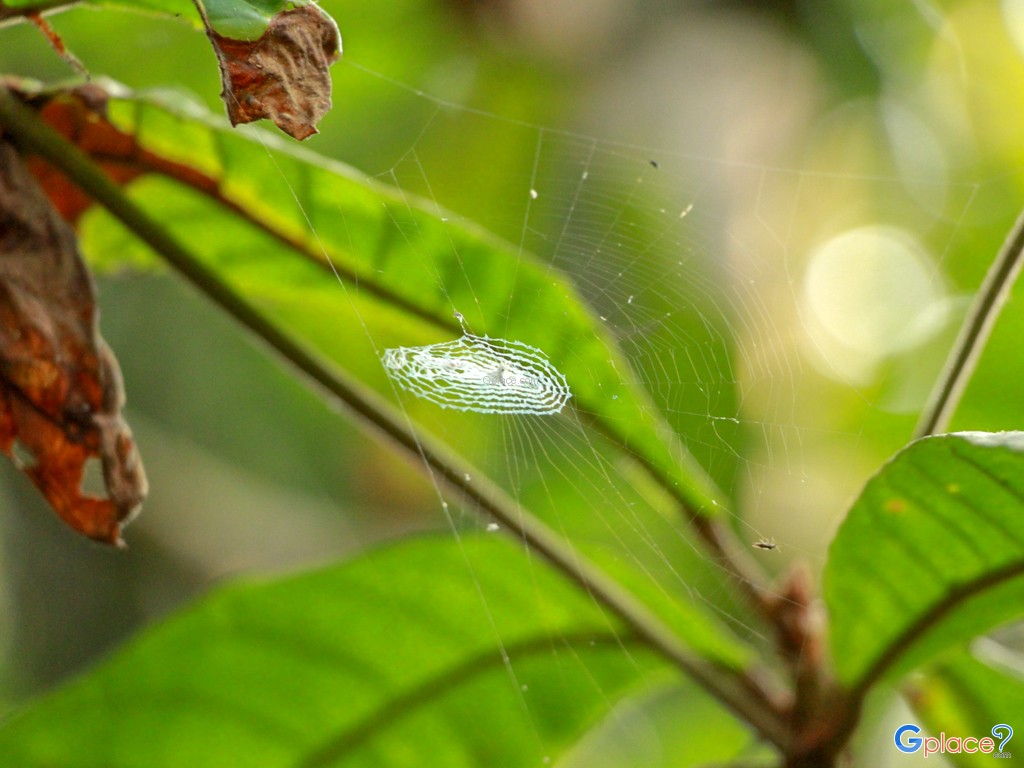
[
  {"x1": 915, "y1": 207, "x2": 1024, "y2": 438},
  {"x1": 0, "y1": 85, "x2": 788, "y2": 747}
]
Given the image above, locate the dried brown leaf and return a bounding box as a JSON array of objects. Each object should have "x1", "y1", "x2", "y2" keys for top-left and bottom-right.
[
  {"x1": 202, "y1": 4, "x2": 342, "y2": 140},
  {"x1": 0, "y1": 139, "x2": 147, "y2": 545}
]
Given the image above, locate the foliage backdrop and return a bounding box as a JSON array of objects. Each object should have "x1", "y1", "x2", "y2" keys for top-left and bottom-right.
[{"x1": 2, "y1": 0, "x2": 1024, "y2": 764}]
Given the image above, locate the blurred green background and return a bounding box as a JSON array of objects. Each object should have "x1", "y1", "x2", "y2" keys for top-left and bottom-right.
[{"x1": 2, "y1": 1, "x2": 1024, "y2": 761}]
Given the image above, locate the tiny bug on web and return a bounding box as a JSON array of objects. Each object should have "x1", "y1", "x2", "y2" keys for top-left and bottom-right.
[{"x1": 752, "y1": 537, "x2": 778, "y2": 551}]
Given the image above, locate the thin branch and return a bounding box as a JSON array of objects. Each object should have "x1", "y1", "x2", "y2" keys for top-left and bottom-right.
[
  {"x1": 24, "y1": 11, "x2": 90, "y2": 78},
  {"x1": 0, "y1": 85, "x2": 789, "y2": 746},
  {"x1": 915, "y1": 206, "x2": 1024, "y2": 438},
  {"x1": 853, "y1": 559, "x2": 1024, "y2": 700},
  {"x1": 692, "y1": 509, "x2": 773, "y2": 609}
]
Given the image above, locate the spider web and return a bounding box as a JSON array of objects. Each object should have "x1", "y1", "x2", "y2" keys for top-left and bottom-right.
[
  {"x1": 354, "y1": 84, "x2": 977, "y2": 542},
  {"x1": 263, "y1": 48, "x2": 985, "y2": 760}
]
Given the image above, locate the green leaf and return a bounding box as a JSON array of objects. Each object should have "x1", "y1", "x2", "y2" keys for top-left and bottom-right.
[
  {"x1": 85, "y1": 87, "x2": 725, "y2": 521},
  {"x1": 824, "y1": 432, "x2": 1024, "y2": 689},
  {"x1": 58, "y1": 84, "x2": 760, "y2": 661},
  {"x1": 0, "y1": 536, "x2": 662, "y2": 767},
  {"x1": 62, "y1": 85, "x2": 758, "y2": 662},
  {"x1": 196, "y1": 0, "x2": 311, "y2": 40},
  {"x1": 908, "y1": 647, "x2": 1024, "y2": 767},
  {"x1": 557, "y1": 675, "x2": 770, "y2": 768}
]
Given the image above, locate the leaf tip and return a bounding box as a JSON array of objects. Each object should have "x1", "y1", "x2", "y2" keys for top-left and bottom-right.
[{"x1": 205, "y1": 4, "x2": 341, "y2": 140}]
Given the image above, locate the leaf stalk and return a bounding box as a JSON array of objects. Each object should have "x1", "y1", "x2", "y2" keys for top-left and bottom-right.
[{"x1": 915, "y1": 206, "x2": 1024, "y2": 438}]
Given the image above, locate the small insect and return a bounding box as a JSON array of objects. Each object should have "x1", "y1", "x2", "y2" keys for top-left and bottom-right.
[
  {"x1": 649, "y1": 159, "x2": 660, "y2": 169},
  {"x1": 752, "y1": 537, "x2": 778, "y2": 551}
]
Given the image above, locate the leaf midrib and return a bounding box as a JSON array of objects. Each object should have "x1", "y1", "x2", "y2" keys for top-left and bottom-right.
[
  {"x1": 297, "y1": 630, "x2": 644, "y2": 768},
  {"x1": 852, "y1": 557, "x2": 1024, "y2": 698},
  {"x1": 850, "y1": 446, "x2": 1024, "y2": 698}
]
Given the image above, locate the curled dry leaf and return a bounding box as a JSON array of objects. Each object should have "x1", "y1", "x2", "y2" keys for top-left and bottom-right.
[
  {"x1": 0, "y1": 140, "x2": 147, "y2": 545},
  {"x1": 199, "y1": 3, "x2": 342, "y2": 140}
]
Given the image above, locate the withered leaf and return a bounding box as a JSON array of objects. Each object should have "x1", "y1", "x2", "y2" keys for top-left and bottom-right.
[
  {"x1": 199, "y1": 3, "x2": 342, "y2": 141},
  {"x1": 0, "y1": 139, "x2": 147, "y2": 546},
  {"x1": 24, "y1": 83, "x2": 215, "y2": 224}
]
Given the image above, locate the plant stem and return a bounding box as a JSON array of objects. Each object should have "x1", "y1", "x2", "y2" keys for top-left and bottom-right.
[
  {"x1": 0, "y1": 85, "x2": 789, "y2": 747},
  {"x1": 915, "y1": 207, "x2": 1024, "y2": 438}
]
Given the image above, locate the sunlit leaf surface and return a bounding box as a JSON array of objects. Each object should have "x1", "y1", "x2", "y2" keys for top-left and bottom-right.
[
  {"x1": 0, "y1": 536, "x2": 664, "y2": 767},
  {"x1": 825, "y1": 432, "x2": 1024, "y2": 687}
]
